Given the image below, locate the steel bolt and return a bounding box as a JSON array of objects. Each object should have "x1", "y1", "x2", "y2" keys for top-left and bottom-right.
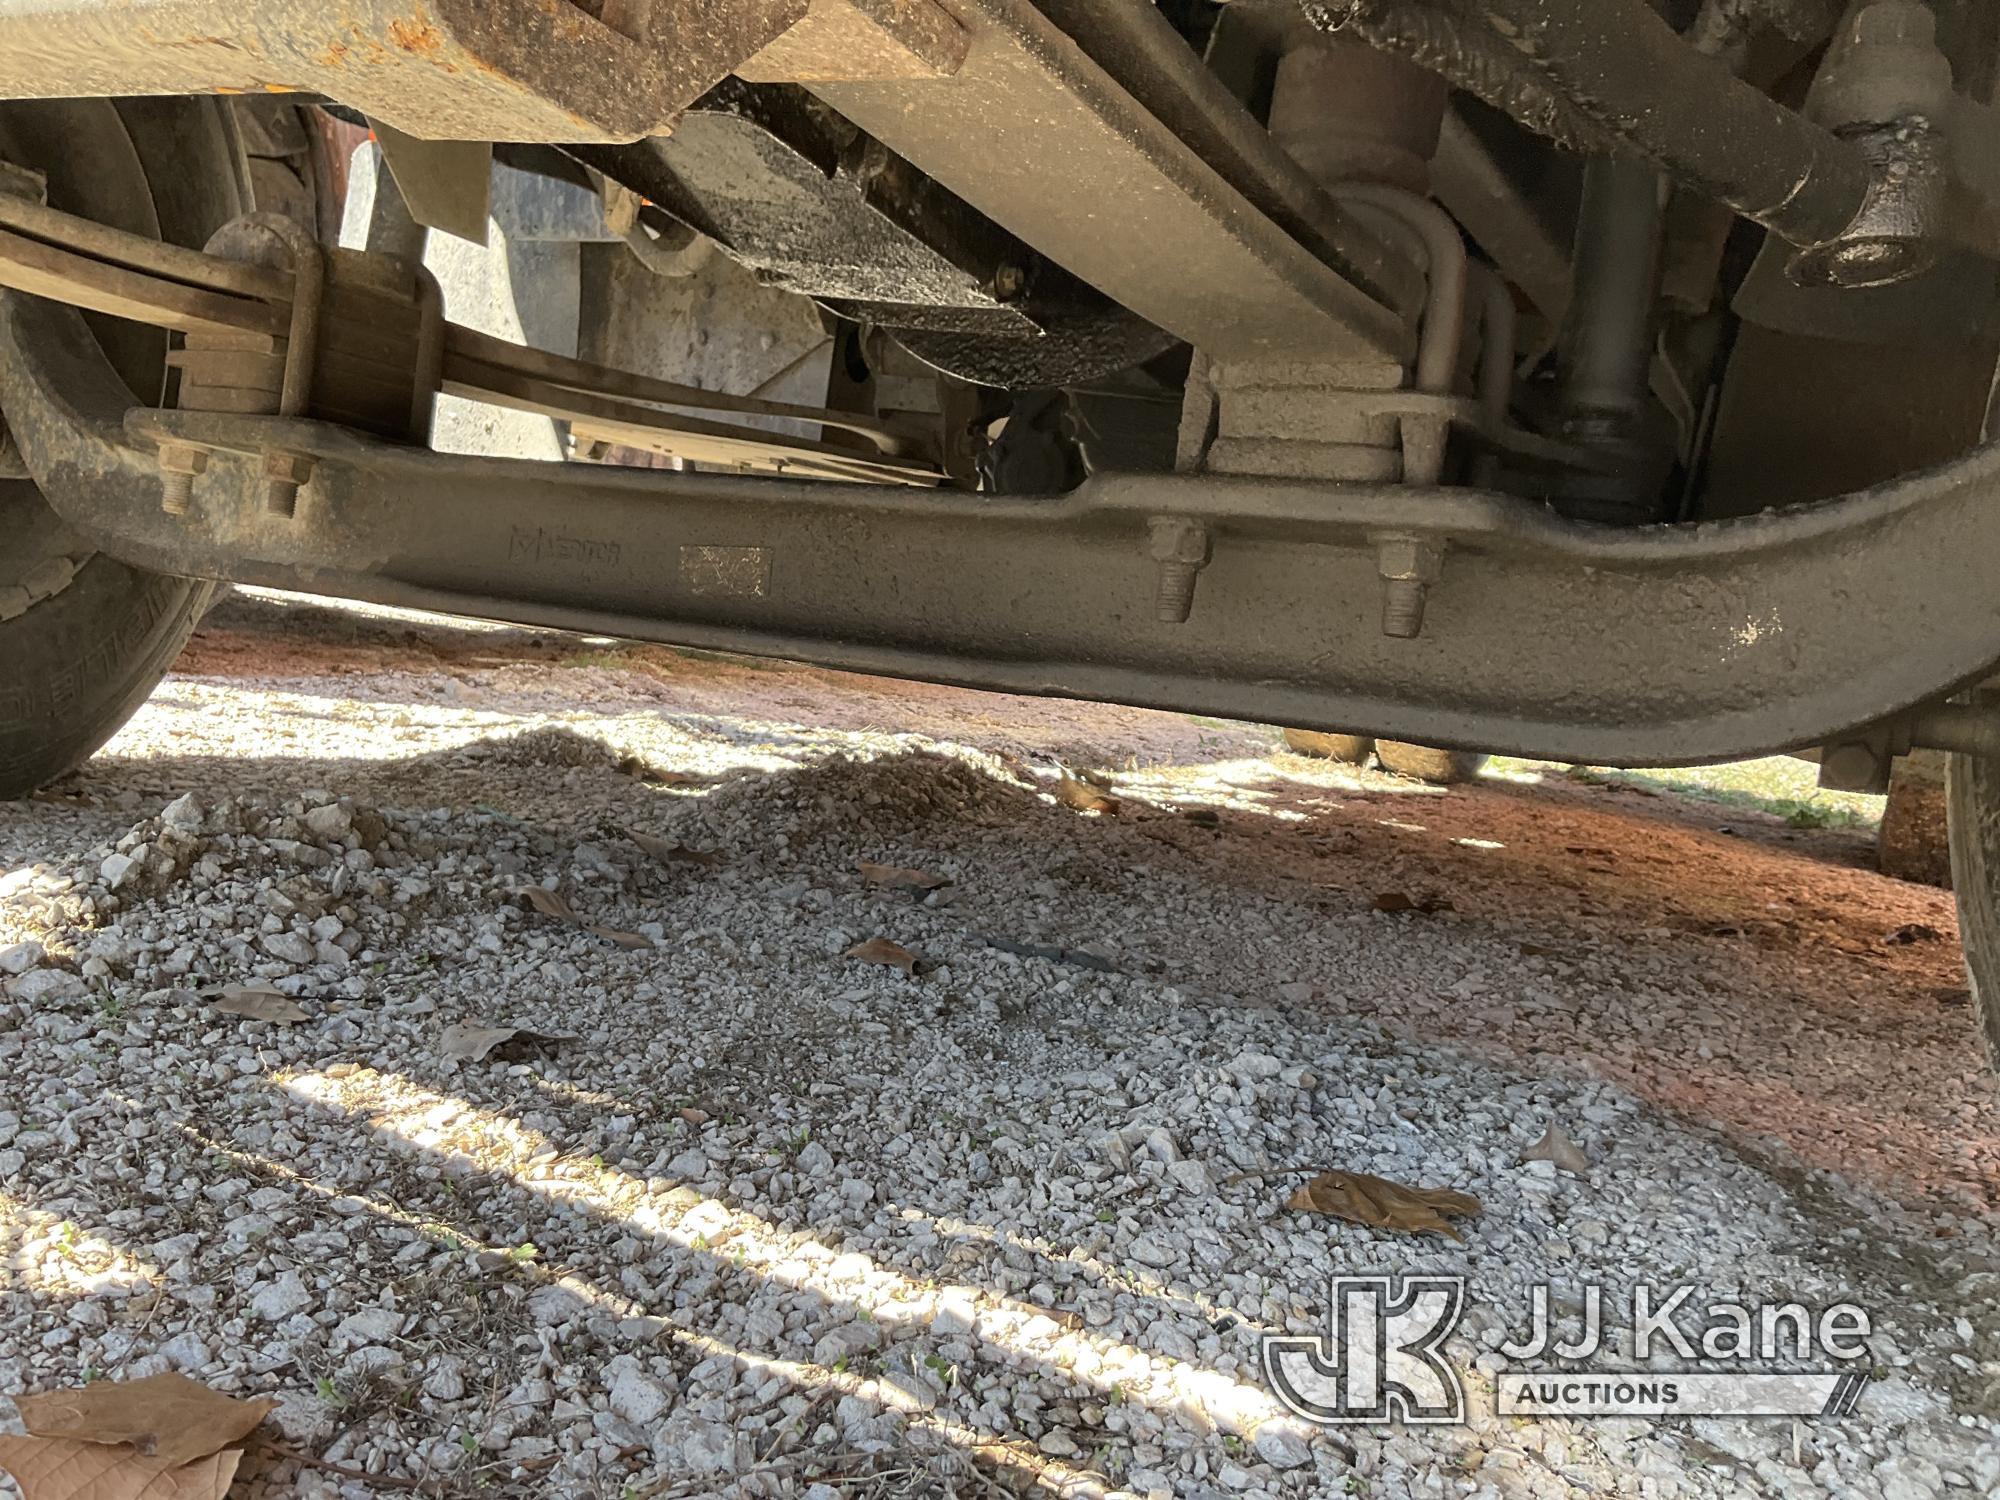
[
  {"x1": 263, "y1": 450, "x2": 315, "y2": 519},
  {"x1": 1375, "y1": 536, "x2": 1443, "y2": 639},
  {"x1": 1146, "y1": 517, "x2": 1212, "y2": 624},
  {"x1": 157, "y1": 442, "x2": 209, "y2": 516},
  {"x1": 1155, "y1": 560, "x2": 1199, "y2": 623},
  {"x1": 1380, "y1": 577, "x2": 1428, "y2": 638}
]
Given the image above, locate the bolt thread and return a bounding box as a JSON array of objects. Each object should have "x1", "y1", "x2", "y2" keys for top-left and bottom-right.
[
  {"x1": 160, "y1": 470, "x2": 195, "y2": 515},
  {"x1": 1381, "y1": 578, "x2": 1427, "y2": 638},
  {"x1": 1155, "y1": 560, "x2": 1197, "y2": 623}
]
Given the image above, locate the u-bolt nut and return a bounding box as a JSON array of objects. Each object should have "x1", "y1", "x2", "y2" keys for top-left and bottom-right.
[
  {"x1": 262, "y1": 450, "x2": 316, "y2": 519},
  {"x1": 156, "y1": 441, "x2": 209, "y2": 515}
]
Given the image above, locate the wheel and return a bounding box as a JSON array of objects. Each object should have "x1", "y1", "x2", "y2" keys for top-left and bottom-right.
[
  {"x1": 0, "y1": 98, "x2": 245, "y2": 798},
  {"x1": 1945, "y1": 741, "x2": 2000, "y2": 1064},
  {"x1": 1283, "y1": 729, "x2": 1375, "y2": 763},
  {"x1": 1374, "y1": 740, "x2": 1489, "y2": 784}
]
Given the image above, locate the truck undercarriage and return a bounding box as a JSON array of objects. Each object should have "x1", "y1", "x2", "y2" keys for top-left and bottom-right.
[{"x1": 5, "y1": 0, "x2": 2000, "y2": 1056}]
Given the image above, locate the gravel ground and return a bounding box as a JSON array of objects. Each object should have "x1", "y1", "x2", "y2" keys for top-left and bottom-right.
[{"x1": 1, "y1": 591, "x2": 1996, "y2": 1499}]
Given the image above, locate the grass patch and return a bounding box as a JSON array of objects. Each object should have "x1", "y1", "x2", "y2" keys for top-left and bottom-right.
[{"x1": 1491, "y1": 754, "x2": 1883, "y2": 831}]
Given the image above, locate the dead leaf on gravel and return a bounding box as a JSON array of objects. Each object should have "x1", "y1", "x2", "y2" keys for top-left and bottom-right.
[
  {"x1": 1371, "y1": 891, "x2": 1453, "y2": 914},
  {"x1": 511, "y1": 885, "x2": 583, "y2": 922},
  {"x1": 1055, "y1": 774, "x2": 1119, "y2": 815},
  {"x1": 992, "y1": 750, "x2": 1036, "y2": 783},
  {"x1": 508, "y1": 885, "x2": 652, "y2": 949},
  {"x1": 615, "y1": 755, "x2": 698, "y2": 786},
  {"x1": 1519, "y1": 1123, "x2": 1591, "y2": 1176},
  {"x1": 15, "y1": 1372, "x2": 272, "y2": 1469},
  {"x1": 845, "y1": 937, "x2": 923, "y2": 975},
  {"x1": 1286, "y1": 1169, "x2": 1482, "y2": 1239},
  {"x1": 0, "y1": 1436, "x2": 240, "y2": 1500},
  {"x1": 591, "y1": 925, "x2": 654, "y2": 950},
  {"x1": 857, "y1": 860, "x2": 951, "y2": 893},
  {"x1": 440, "y1": 1023, "x2": 574, "y2": 1062},
  {"x1": 624, "y1": 828, "x2": 725, "y2": 867},
  {"x1": 199, "y1": 983, "x2": 306, "y2": 1024},
  {"x1": 678, "y1": 1107, "x2": 711, "y2": 1126},
  {"x1": 1883, "y1": 922, "x2": 1943, "y2": 945}
]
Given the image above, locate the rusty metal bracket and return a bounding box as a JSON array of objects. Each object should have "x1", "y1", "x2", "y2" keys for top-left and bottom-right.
[
  {"x1": 0, "y1": 0, "x2": 962, "y2": 144},
  {"x1": 804, "y1": 0, "x2": 1415, "y2": 365},
  {"x1": 0, "y1": 0, "x2": 801, "y2": 141},
  {"x1": 368, "y1": 121, "x2": 493, "y2": 245}
]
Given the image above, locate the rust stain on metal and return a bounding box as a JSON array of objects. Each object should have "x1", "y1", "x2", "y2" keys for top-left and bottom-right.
[{"x1": 388, "y1": 16, "x2": 445, "y2": 55}]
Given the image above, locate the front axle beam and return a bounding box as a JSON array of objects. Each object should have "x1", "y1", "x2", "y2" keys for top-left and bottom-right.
[{"x1": 3, "y1": 289, "x2": 1997, "y2": 768}]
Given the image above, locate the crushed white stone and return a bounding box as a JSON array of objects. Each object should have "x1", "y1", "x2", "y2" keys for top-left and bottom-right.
[{"x1": 0, "y1": 595, "x2": 1993, "y2": 1499}]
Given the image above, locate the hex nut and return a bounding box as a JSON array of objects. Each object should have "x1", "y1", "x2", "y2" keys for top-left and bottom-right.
[
  {"x1": 1147, "y1": 518, "x2": 1211, "y2": 567},
  {"x1": 264, "y1": 450, "x2": 316, "y2": 485},
  {"x1": 1376, "y1": 536, "x2": 1442, "y2": 584},
  {"x1": 157, "y1": 443, "x2": 209, "y2": 478}
]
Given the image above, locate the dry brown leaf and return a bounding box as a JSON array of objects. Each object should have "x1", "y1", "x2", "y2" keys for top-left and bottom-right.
[
  {"x1": 1285, "y1": 1169, "x2": 1482, "y2": 1240},
  {"x1": 0, "y1": 1437, "x2": 240, "y2": 1500},
  {"x1": 587, "y1": 923, "x2": 653, "y2": 950},
  {"x1": 1055, "y1": 775, "x2": 1119, "y2": 815},
  {"x1": 845, "y1": 936, "x2": 922, "y2": 975},
  {"x1": 624, "y1": 828, "x2": 725, "y2": 868},
  {"x1": 199, "y1": 983, "x2": 306, "y2": 1024},
  {"x1": 508, "y1": 886, "x2": 652, "y2": 950},
  {"x1": 440, "y1": 1023, "x2": 573, "y2": 1062},
  {"x1": 511, "y1": 885, "x2": 581, "y2": 921},
  {"x1": 1519, "y1": 1123, "x2": 1591, "y2": 1176},
  {"x1": 15, "y1": 1372, "x2": 271, "y2": 1469},
  {"x1": 857, "y1": 860, "x2": 951, "y2": 893},
  {"x1": 992, "y1": 750, "x2": 1035, "y2": 784},
  {"x1": 615, "y1": 755, "x2": 698, "y2": 785},
  {"x1": 1371, "y1": 891, "x2": 1453, "y2": 914},
  {"x1": 678, "y1": 1107, "x2": 711, "y2": 1126}
]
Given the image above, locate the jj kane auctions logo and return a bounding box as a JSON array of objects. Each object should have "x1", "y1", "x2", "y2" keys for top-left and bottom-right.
[{"x1": 1263, "y1": 1277, "x2": 1872, "y2": 1424}]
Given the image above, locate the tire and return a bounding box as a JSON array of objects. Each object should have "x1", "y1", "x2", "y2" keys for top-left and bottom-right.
[
  {"x1": 1374, "y1": 740, "x2": 1489, "y2": 784},
  {"x1": 1945, "y1": 743, "x2": 2000, "y2": 1064},
  {"x1": 0, "y1": 98, "x2": 244, "y2": 798},
  {"x1": 1283, "y1": 729, "x2": 1375, "y2": 763}
]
